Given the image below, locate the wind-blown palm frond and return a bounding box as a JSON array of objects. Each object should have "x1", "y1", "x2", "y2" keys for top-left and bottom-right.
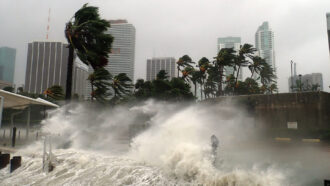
[
  {"x1": 88, "y1": 67, "x2": 112, "y2": 102},
  {"x1": 112, "y1": 73, "x2": 133, "y2": 98}
]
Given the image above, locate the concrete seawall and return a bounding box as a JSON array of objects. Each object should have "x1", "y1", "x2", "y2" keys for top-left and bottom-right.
[{"x1": 207, "y1": 91, "x2": 330, "y2": 130}]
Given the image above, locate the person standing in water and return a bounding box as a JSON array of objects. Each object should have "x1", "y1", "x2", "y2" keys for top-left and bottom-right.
[{"x1": 211, "y1": 135, "x2": 219, "y2": 165}]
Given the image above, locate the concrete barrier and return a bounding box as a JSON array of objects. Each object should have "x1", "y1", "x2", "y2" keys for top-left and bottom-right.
[
  {"x1": 0, "y1": 153, "x2": 10, "y2": 169},
  {"x1": 10, "y1": 156, "x2": 21, "y2": 173}
]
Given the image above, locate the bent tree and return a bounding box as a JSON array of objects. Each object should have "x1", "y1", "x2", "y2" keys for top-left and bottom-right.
[{"x1": 65, "y1": 4, "x2": 113, "y2": 100}]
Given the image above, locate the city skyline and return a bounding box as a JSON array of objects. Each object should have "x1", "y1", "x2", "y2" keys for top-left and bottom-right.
[{"x1": 1, "y1": 0, "x2": 330, "y2": 93}]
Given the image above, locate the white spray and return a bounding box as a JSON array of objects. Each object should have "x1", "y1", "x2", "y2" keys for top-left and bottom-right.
[{"x1": 0, "y1": 100, "x2": 290, "y2": 185}]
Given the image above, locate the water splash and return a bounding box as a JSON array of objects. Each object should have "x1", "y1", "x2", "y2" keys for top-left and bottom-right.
[{"x1": 0, "y1": 100, "x2": 288, "y2": 185}]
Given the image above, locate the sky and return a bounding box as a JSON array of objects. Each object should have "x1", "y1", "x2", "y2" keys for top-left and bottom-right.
[{"x1": 0, "y1": 0, "x2": 329, "y2": 92}]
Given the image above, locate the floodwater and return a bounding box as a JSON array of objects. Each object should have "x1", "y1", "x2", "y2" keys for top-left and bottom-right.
[{"x1": 0, "y1": 100, "x2": 329, "y2": 186}]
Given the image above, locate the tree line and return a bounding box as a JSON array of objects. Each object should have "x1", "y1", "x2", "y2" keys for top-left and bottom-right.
[{"x1": 135, "y1": 43, "x2": 278, "y2": 101}]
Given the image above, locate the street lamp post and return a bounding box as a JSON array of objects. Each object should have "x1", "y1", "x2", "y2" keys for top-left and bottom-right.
[
  {"x1": 290, "y1": 60, "x2": 294, "y2": 92},
  {"x1": 298, "y1": 74, "x2": 302, "y2": 92}
]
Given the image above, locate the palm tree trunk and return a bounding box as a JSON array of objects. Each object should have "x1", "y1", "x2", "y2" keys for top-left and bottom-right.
[
  {"x1": 217, "y1": 66, "x2": 223, "y2": 96},
  {"x1": 233, "y1": 66, "x2": 242, "y2": 95},
  {"x1": 194, "y1": 83, "x2": 197, "y2": 98},
  {"x1": 90, "y1": 81, "x2": 94, "y2": 102},
  {"x1": 202, "y1": 78, "x2": 205, "y2": 99},
  {"x1": 250, "y1": 69, "x2": 255, "y2": 78},
  {"x1": 65, "y1": 45, "x2": 74, "y2": 100},
  {"x1": 200, "y1": 83, "x2": 202, "y2": 100},
  {"x1": 235, "y1": 66, "x2": 241, "y2": 88},
  {"x1": 177, "y1": 67, "x2": 180, "y2": 78}
]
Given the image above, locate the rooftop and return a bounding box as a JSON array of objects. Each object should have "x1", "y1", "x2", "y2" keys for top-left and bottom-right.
[{"x1": 109, "y1": 19, "x2": 128, "y2": 24}]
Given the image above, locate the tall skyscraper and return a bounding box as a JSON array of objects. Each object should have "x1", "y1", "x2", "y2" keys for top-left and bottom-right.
[
  {"x1": 24, "y1": 41, "x2": 88, "y2": 98},
  {"x1": 146, "y1": 57, "x2": 176, "y2": 81},
  {"x1": 217, "y1": 37, "x2": 242, "y2": 80},
  {"x1": 85, "y1": 20, "x2": 136, "y2": 100},
  {"x1": 0, "y1": 47, "x2": 16, "y2": 84},
  {"x1": 326, "y1": 13, "x2": 330, "y2": 53},
  {"x1": 107, "y1": 20, "x2": 136, "y2": 81},
  {"x1": 255, "y1": 22, "x2": 276, "y2": 75}
]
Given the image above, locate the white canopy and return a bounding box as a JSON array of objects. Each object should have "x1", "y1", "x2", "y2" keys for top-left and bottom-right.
[{"x1": 0, "y1": 90, "x2": 59, "y2": 109}]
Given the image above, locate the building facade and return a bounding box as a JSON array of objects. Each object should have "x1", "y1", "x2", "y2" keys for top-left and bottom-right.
[
  {"x1": 327, "y1": 13, "x2": 330, "y2": 53},
  {"x1": 107, "y1": 20, "x2": 136, "y2": 81},
  {"x1": 146, "y1": 57, "x2": 176, "y2": 81},
  {"x1": 217, "y1": 37, "x2": 242, "y2": 80},
  {"x1": 289, "y1": 73, "x2": 323, "y2": 92},
  {"x1": 255, "y1": 22, "x2": 276, "y2": 75},
  {"x1": 24, "y1": 41, "x2": 88, "y2": 98},
  {"x1": 0, "y1": 47, "x2": 16, "y2": 84}
]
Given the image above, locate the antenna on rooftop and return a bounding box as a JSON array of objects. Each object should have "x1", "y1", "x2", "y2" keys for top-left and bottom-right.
[{"x1": 46, "y1": 8, "x2": 51, "y2": 40}]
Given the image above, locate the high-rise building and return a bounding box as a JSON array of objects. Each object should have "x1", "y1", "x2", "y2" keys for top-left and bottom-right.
[
  {"x1": 24, "y1": 41, "x2": 88, "y2": 98},
  {"x1": 326, "y1": 13, "x2": 330, "y2": 53},
  {"x1": 255, "y1": 22, "x2": 276, "y2": 75},
  {"x1": 107, "y1": 20, "x2": 136, "y2": 81},
  {"x1": 146, "y1": 57, "x2": 176, "y2": 81},
  {"x1": 288, "y1": 72, "x2": 323, "y2": 92},
  {"x1": 85, "y1": 20, "x2": 136, "y2": 100},
  {"x1": 302, "y1": 73, "x2": 323, "y2": 91},
  {"x1": 0, "y1": 47, "x2": 16, "y2": 84},
  {"x1": 217, "y1": 37, "x2": 242, "y2": 80}
]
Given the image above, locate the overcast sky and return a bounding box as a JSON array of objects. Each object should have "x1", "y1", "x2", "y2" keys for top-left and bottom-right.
[{"x1": 1, "y1": 0, "x2": 329, "y2": 92}]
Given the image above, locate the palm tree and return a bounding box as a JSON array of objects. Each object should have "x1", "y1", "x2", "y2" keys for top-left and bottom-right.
[
  {"x1": 65, "y1": 4, "x2": 113, "y2": 100},
  {"x1": 268, "y1": 83, "x2": 278, "y2": 94},
  {"x1": 44, "y1": 85, "x2": 65, "y2": 101},
  {"x1": 88, "y1": 67, "x2": 112, "y2": 102},
  {"x1": 197, "y1": 57, "x2": 210, "y2": 99},
  {"x1": 234, "y1": 44, "x2": 257, "y2": 89},
  {"x1": 205, "y1": 63, "x2": 220, "y2": 98},
  {"x1": 135, "y1": 79, "x2": 145, "y2": 90},
  {"x1": 259, "y1": 62, "x2": 276, "y2": 87},
  {"x1": 181, "y1": 66, "x2": 195, "y2": 82},
  {"x1": 249, "y1": 56, "x2": 266, "y2": 78},
  {"x1": 177, "y1": 55, "x2": 194, "y2": 78},
  {"x1": 244, "y1": 78, "x2": 260, "y2": 95},
  {"x1": 190, "y1": 70, "x2": 201, "y2": 97},
  {"x1": 224, "y1": 74, "x2": 236, "y2": 95},
  {"x1": 156, "y1": 70, "x2": 169, "y2": 80},
  {"x1": 204, "y1": 79, "x2": 217, "y2": 98},
  {"x1": 214, "y1": 48, "x2": 236, "y2": 96},
  {"x1": 111, "y1": 73, "x2": 133, "y2": 98}
]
